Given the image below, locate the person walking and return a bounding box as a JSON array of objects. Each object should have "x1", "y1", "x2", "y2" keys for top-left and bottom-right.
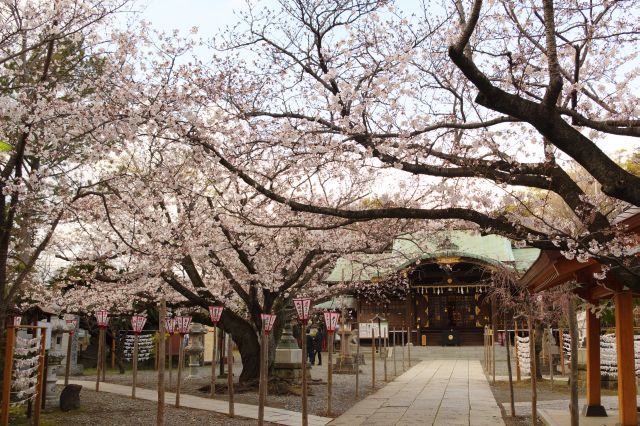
[
  {"x1": 314, "y1": 328, "x2": 324, "y2": 366},
  {"x1": 307, "y1": 329, "x2": 316, "y2": 365}
]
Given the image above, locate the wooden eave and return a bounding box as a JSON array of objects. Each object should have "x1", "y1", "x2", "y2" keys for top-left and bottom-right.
[{"x1": 522, "y1": 211, "x2": 639, "y2": 299}]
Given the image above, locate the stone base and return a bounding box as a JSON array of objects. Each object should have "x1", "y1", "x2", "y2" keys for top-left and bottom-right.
[
  {"x1": 272, "y1": 362, "x2": 306, "y2": 383},
  {"x1": 582, "y1": 404, "x2": 607, "y2": 417},
  {"x1": 353, "y1": 353, "x2": 366, "y2": 365},
  {"x1": 334, "y1": 355, "x2": 358, "y2": 374}
]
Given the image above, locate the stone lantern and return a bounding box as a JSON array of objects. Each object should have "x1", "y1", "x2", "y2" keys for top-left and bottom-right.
[
  {"x1": 45, "y1": 317, "x2": 67, "y2": 408},
  {"x1": 184, "y1": 322, "x2": 206, "y2": 379}
]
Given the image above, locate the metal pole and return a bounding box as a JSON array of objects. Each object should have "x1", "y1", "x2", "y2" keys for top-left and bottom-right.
[
  {"x1": 132, "y1": 333, "x2": 139, "y2": 399},
  {"x1": 1, "y1": 326, "x2": 16, "y2": 426},
  {"x1": 355, "y1": 332, "x2": 360, "y2": 398},
  {"x1": 95, "y1": 328, "x2": 103, "y2": 391},
  {"x1": 327, "y1": 331, "x2": 334, "y2": 415},
  {"x1": 210, "y1": 327, "x2": 216, "y2": 398},
  {"x1": 175, "y1": 334, "x2": 184, "y2": 407},
  {"x1": 33, "y1": 329, "x2": 47, "y2": 426},
  {"x1": 227, "y1": 333, "x2": 234, "y2": 417},
  {"x1": 65, "y1": 331, "x2": 72, "y2": 386},
  {"x1": 258, "y1": 329, "x2": 266, "y2": 425},
  {"x1": 301, "y1": 322, "x2": 308, "y2": 426}
]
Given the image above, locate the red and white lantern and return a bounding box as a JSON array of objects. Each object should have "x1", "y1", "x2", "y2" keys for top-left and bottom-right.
[
  {"x1": 208, "y1": 306, "x2": 223, "y2": 325},
  {"x1": 323, "y1": 311, "x2": 340, "y2": 335},
  {"x1": 131, "y1": 314, "x2": 147, "y2": 335},
  {"x1": 293, "y1": 297, "x2": 312, "y2": 324},
  {"x1": 165, "y1": 317, "x2": 176, "y2": 334},
  {"x1": 96, "y1": 310, "x2": 109, "y2": 329},
  {"x1": 175, "y1": 316, "x2": 192, "y2": 335},
  {"x1": 260, "y1": 314, "x2": 277, "y2": 335},
  {"x1": 66, "y1": 318, "x2": 79, "y2": 336}
]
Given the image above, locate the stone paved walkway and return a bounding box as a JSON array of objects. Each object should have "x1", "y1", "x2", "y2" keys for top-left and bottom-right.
[
  {"x1": 328, "y1": 359, "x2": 504, "y2": 426},
  {"x1": 58, "y1": 379, "x2": 332, "y2": 426}
]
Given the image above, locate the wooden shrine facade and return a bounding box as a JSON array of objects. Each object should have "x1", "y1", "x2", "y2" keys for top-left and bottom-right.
[{"x1": 357, "y1": 256, "x2": 496, "y2": 346}]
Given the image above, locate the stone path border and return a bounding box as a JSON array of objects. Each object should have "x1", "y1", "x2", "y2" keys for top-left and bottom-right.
[
  {"x1": 57, "y1": 379, "x2": 332, "y2": 426},
  {"x1": 329, "y1": 359, "x2": 504, "y2": 426}
]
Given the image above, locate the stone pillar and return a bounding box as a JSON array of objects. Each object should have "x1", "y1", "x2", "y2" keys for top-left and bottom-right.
[
  {"x1": 583, "y1": 308, "x2": 606, "y2": 416},
  {"x1": 185, "y1": 323, "x2": 206, "y2": 379},
  {"x1": 614, "y1": 291, "x2": 637, "y2": 426}
]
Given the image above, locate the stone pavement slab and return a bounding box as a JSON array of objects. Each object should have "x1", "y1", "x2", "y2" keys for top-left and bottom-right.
[
  {"x1": 329, "y1": 359, "x2": 504, "y2": 426},
  {"x1": 58, "y1": 379, "x2": 332, "y2": 426}
]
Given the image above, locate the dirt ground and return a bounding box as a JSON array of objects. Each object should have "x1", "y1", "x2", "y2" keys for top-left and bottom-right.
[{"x1": 490, "y1": 377, "x2": 578, "y2": 426}]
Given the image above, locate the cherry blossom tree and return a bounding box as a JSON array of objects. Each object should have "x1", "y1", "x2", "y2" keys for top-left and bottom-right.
[
  {"x1": 42, "y1": 137, "x2": 408, "y2": 382},
  {"x1": 0, "y1": 0, "x2": 143, "y2": 333},
  {"x1": 194, "y1": 0, "x2": 639, "y2": 289}
]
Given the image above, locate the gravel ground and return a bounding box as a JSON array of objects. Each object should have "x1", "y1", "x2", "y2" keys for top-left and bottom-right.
[
  {"x1": 30, "y1": 346, "x2": 417, "y2": 425},
  {"x1": 13, "y1": 345, "x2": 541, "y2": 425},
  {"x1": 91, "y1": 347, "x2": 408, "y2": 418}
]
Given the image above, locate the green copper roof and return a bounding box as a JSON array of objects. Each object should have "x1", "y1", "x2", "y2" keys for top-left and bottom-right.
[{"x1": 325, "y1": 230, "x2": 539, "y2": 282}]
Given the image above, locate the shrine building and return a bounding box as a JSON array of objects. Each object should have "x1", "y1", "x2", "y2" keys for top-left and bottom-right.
[{"x1": 325, "y1": 229, "x2": 539, "y2": 346}]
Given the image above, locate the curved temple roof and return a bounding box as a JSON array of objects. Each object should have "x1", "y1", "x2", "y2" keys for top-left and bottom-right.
[{"x1": 325, "y1": 229, "x2": 540, "y2": 283}]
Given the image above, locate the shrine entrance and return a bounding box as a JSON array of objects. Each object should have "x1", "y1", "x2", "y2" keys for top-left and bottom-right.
[{"x1": 409, "y1": 257, "x2": 494, "y2": 346}]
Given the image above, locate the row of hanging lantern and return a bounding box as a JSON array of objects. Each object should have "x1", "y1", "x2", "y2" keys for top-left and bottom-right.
[{"x1": 414, "y1": 285, "x2": 490, "y2": 295}]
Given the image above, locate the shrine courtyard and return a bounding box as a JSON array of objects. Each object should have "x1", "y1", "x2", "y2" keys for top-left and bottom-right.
[{"x1": 22, "y1": 345, "x2": 635, "y2": 426}]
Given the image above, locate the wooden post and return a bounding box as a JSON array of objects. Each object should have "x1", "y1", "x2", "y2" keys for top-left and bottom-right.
[
  {"x1": 528, "y1": 317, "x2": 537, "y2": 424},
  {"x1": 547, "y1": 327, "x2": 554, "y2": 390},
  {"x1": 371, "y1": 326, "x2": 376, "y2": 390},
  {"x1": 168, "y1": 332, "x2": 173, "y2": 390},
  {"x1": 568, "y1": 297, "x2": 580, "y2": 426},
  {"x1": 514, "y1": 321, "x2": 521, "y2": 381},
  {"x1": 407, "y1": 327, "x2": 411, "y2": 368},
  {"x1": 132, "y1": 333, "x2": 139, "y2": 398},
  {"x1": 227, "y1": 333, "x2": 234, "y2": 417},
  {"x1": 210, "y1": 327, "x2": 216, "y2": 398},
  {"x1": 175, "y1": 334, "x2": 184, "y2": 407},
  {"x1": 614, "y1": 291, "x2": 637, "y2": 426},
  {"x1": 301, "y1": 322, "x2": 308, "y2": 426},
  {"x1": 383, "y1": 328, "x2": 387, "y2": 381},
  {"x1": 355, "y1": 331, "x2": 360, "y2": 398},
  {"x1": 1, "y1": 326, "x2": 16, "y2": 426},
  {"x1": 504, "y1": 314, "x2": 515, "y2": 417},
  {"x1": 491, "y1": 296, "x2": 497, "y2": 384},
  {"x1": 401, "y1": 327, "x2": 405, "y2": 371},
  {"x1": 327, "y1": 330, "x2": 334, "y2": 416},
  {"x1": 95, "y1": 327, "x2": 103, "y2": 391},
  {"x1": 33, "y1": 328, "x2": 47, "y2": 426},
  {"x1": 65, "y1": 330, "x2": 73, "y2": 386},
  {"x1": 258, "y1": 329, "x2": 267, "y2": 425},
  {"x1": 111, "y1": 336, "x2": 116, "y2": 370},
  {"x1": 559, "y1": 328, "x2": 566, "y2": 376},
  {"x1": 583, "y1": 308, "x2": 605, "y2": 416},
  {"x1": 157, "y1": 300, "x2": 166, "y2": 426},
  {"x1": 101, "y1": 330, "x2": 106, "y2": 381},
  {"x1": 393, "y1": 327, "x2": 397, "y2": 377}
]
